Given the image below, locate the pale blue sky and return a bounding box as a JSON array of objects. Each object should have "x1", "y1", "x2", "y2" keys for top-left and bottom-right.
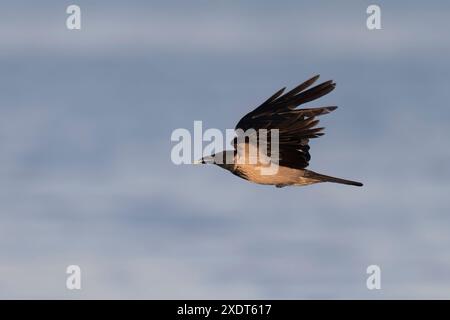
[{"x1": 0, "y1": 0, "x2": 449, "y2": 298}]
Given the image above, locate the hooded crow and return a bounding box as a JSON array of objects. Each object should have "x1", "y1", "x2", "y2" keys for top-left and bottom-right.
[{"x1": 197, "y1": 75, "x2": 363, "y2": 188}]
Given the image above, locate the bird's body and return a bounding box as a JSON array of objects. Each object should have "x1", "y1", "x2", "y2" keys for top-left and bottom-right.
[
  {"x1": 197, "y1": 75, "x2": 363, "y2": 188},
  {"x1": 233, "y1": 164, "x2": 316, "y2": 188},
  {"x1": 207, "y1": 150, "x2": 360, "y2": 188}
]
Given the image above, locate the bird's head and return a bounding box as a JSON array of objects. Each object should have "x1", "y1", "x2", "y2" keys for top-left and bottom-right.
[{"x1": 194, "y1": 151, "x2": 236, "y2": 170}]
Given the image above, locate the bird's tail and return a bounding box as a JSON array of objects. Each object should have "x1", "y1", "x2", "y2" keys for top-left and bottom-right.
[{"x1": 305, "y1": 170, "x2": 363, "y2": 187}]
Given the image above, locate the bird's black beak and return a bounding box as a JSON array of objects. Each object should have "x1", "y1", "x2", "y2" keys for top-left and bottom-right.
[
  {"x1": 194, "y1": 156, "x2": 214, "y2": 164},
  {"x1": 193, "y1": 158, "x2": 205, "y2": 164}
]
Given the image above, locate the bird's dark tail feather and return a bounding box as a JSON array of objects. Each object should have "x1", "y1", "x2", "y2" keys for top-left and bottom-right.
[{"x1": 305, "y1": 170, "x2": 363, "y2": 187}]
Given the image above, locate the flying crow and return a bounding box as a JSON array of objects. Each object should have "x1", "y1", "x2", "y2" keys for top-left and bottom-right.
[{"x1": 197, "y1": 75, "x2": 363, "y2": 188}]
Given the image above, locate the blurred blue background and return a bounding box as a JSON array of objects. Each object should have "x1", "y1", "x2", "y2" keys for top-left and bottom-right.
[{"x1": 0, "y1": 0, "x2": 449, "y2": 298}]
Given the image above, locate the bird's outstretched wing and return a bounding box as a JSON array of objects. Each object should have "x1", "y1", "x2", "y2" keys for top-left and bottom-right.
[{"x1": 233, "y1": 75, "x2": 337, "y2": 170}]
